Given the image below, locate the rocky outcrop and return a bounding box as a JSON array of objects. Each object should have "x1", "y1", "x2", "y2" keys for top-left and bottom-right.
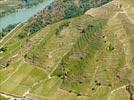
[{"x1": 126, "y1": 84, "x2": 134, "y2": 100}]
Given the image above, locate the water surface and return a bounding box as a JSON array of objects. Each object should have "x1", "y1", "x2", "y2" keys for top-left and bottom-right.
[{"x1": 0, "y1": 0, "x2": 53, "y2": 31}]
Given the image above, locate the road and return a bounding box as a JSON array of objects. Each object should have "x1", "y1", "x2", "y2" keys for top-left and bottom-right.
[{"x1": 0, "y1": 23, "x2": 21, "y2": 48}]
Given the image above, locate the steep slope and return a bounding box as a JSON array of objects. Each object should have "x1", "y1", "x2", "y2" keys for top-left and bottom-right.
[
  {"x1": 0, "y1": 0, "x2": 134, "y2": 100},
  {"x1": 53, "y1": 0, "x2": 134, "y2": 99},
  {"x1": 23, "y1": 0, "x2": 111, "y2": 34},
  {"x1": 26, "y1": 0, "x2": 134, "y2": 99}
]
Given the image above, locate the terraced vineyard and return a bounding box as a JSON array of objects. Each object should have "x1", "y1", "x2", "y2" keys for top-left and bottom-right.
[{"x1": 0, "y1": 0, "x2": 134, "y2": 100}]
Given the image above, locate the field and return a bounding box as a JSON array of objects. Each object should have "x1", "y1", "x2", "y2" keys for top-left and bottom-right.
[
  {"x1": 0, "y1": 60, "x2": 47, "y2": 96},
  {"x1": 0, "y1": 0, "x2": 134, "y2": 100}
]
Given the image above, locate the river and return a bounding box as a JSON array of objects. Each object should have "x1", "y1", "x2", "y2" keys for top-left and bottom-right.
[{"x1": 0, "y1": 0, "x2": 54, "y2": 32}]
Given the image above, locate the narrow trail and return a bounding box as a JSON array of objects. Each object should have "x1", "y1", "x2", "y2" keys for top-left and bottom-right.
[
  {"x1": 0, "y1": 92, "x2": 32, "y2": 100},
  {"x1": 22, "y1": 77, "x2": 51, "y2": 98},
  {"x1": 0, "y1": 92, "x2": 23, "y2": 100},
  {"x1": 108, "y1": 85, "x2": 127, "y2": 100},
  {"x1": 0, "y1": 61, "x2": 22, "y2": 86},
  {"x1": 107, "y1": 4, "x2": 133, "y2": 100},
  {"x1": 119, "y1": 6, "x2": 133, "y2": 68},
  {"x1": 88, "y1": 51, "x2": 100, "y2": 87},
  {"x1": 112, "y1": 12, "x2": 119, "y2": 19},
  {"x1": 122, "y1": 9, "x2": 134, "y2": 24},
  {"x1": 109, "y1": 4, "x2": 133, "y2": 68},
  {"x1": 111, "y1": 4, "x2": 134, "y2": 24},
  {"x1": 0, "y1": 23, "x2": 21, "y2": 48},
  {"x1": 0, "y1": 59, "x2": 47, "y2": 100},
  {"x1": 22, "y1": 79, "x2": 46, "y2": 97},
  {"x1": 49, "y1": 49, "x2": 71, "y2": 76}
]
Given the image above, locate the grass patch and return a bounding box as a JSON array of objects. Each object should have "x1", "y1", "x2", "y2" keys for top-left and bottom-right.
[{"x1": 0, "y1": 61, "x2": 47, "y2": 96}]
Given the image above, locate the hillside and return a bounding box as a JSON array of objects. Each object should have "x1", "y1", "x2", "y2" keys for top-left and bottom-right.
[
  {"x1": 0, "y1": 0, "x2": 134, "y2": 100},
  {"x1": 23, "y1": 0, "x2": 111, "y2": 34}
]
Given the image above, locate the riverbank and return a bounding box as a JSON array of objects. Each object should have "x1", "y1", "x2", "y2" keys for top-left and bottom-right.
[
  {"x1": 0, "y1": 23, "x2": 19, "y2": 40},
  {"x1": 24, "y1": 0, "x2": 111, "y2": 34},
  {"x1": 0, "y1": 0, "x2": 54, "y2": 31},
  {"x1": 0, "y1": 0, "x2": 46, "y2": 18}
]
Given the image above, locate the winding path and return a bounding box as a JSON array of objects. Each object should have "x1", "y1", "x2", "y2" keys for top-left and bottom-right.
[
  {"x1": 108, "y1": 85, "x2": 127, "y2": 100},
  {"x1": 107, "y1": 3, "x2": 134, "y2": 100},
  {"x1": 0, "y1": 92, "x2": 23, "y2": 100}
]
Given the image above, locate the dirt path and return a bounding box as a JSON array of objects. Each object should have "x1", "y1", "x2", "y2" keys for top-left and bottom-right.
[
  {"x1": 22, "y1": 78, "x2": 50, "y2": 98},
  {"x1": 0, "y1": 92, "x2": 22, "y2": 100},
  {"x1": 0, "y1": 61, "x2": 22, "y2": 86},
  {"x1": 107, "y1": 4, "x2": 133, "y2": 100},
  {"x1": 108, "y1": 85, "x2": 127, "y2": 100},
  {"x1": 0, "y1": 23, "x2": 21, "y2": 48},
  {"x1": 22, "y1": 80, "x2": 43, "y2": 97},
  {"x1": 122, "y1": 9, "x2": 134, "y2": 24},
  {"x1": 0, "y1": 92, "x2": 31, "y2": 100}
]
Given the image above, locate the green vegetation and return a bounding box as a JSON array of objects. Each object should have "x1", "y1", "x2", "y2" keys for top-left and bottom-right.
[
  {"x1": 53, "y1": 18, "x2": 108, "y2": 96},
  {"x1": 17, "y1": 32, "x2": 28, "y2": 39},
  {"x1": 0, "y1": 95, "x2": 9, "y2": 100},
  {"x1": 24, "y1": 0, "x2": 111, "y2": 34},
  {"x1": 0, "y1": 0, "x2": 134, "y2": 100},
  {"x1": 0, "y1": 47, "x2": 7, "y2": 52},
  {"x1": 0, "y1": 32, "x2": 5, "y2": 39},
  {"x1": 0, "y1": 61, "x2": 47, "y2": 96},
  {"x1": 0, "y1": 24, "x2": 18, "y2": 39},
  {"x1": 2, "y1": 24, "x2": 17, "y2": 33},
  {"x1": 31, "y1": 77, "x2": 62, "y2": 97}
]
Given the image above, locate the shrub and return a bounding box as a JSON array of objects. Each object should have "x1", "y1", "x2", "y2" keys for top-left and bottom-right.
[
  {"x1": 107, "y1": 44, "x2": 114, "y2": 51},
  {"x1": 18, "y1": 32, "x2": 27, "y2": 39},
  {"x1": 2, "y1": 24, "x2": 17, "y2": 33},
  {"x1": 0, "y1": 47, "x2": 7, "y2": 52},
  {"x1": 0, "y1": 32, "x2": 6, "y2": 39}
]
